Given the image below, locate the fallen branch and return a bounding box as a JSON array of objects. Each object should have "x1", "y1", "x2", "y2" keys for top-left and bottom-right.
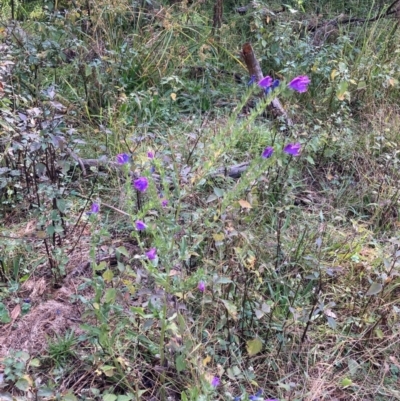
[
  {"x1": 308, "y1": 0, "x2": 400, "y2": 32},
  {"x1": 241, "y1": 42, "x2": 293, "y2": 126}
]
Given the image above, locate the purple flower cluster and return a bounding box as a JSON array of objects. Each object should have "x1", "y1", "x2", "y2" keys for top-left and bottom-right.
[
  {"x1": 257, "y1": 74, "x2": 310, "y2": 93},
  {"x1": 135, "y1": 220, "x2": 147, "y2": 231},
  {"x1": 146, "y1": 248, "x2": 157, "y2": 260},
  {"x1": 87, "y1": 202, "x2": 100, "y2": 215},
  {"x1": 134, "y1": 177, "x2": 148, "y2": 192},
  {"x1": 198, "y1": 281, "x2": 206, "y2": 292},
  {"x1": 261, "y1": 143, "x2": 302, "y2": 158},
  {"x1": 288, "y1": 75, "x2": 311, "y2": 93},
  {"x1": 116, "y1": 153, "x2": 130, "y2": 164},
  {"x1": 211, "y1": 376, "x2": 220, "y2": 387}
]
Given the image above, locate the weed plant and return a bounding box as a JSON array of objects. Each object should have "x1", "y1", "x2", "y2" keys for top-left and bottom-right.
[{"x1": 1, "y1": 0, "x2": 400, "y2": 400}]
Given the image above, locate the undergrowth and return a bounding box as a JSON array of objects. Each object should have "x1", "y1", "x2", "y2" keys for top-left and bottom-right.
[{"x1": 1, "y1": 0, "x2": 400, "y2": 400}]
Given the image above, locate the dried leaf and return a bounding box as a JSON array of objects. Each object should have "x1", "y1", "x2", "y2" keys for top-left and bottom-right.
[
  {"x1": 238, "y1": 199, "x2": 252, "y2": 209},
  {"x1": 10, "y1": 304, "x2": 21, "y2": 320}
]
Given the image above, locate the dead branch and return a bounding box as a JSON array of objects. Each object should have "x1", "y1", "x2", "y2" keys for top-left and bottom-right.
[
  {"x1": 241, "y1": 42, "x2": 293, "y2": 126},
  {"x1": 308, "y1": 0, "x2": 400, "y2": 32}
]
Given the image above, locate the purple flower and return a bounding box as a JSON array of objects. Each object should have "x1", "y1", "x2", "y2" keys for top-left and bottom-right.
[
  {"x1": 211, "y1": 376, "x2": 220, "y2": 387},
  {"x1": 272, "y1": 79, "x2": 280, "y2": 89},
  {"x1": 88, "y1": 202, "x2": 99, "y2": 214},
  {"x1": 146, "y1": 248, "x2": 157, "y2": 260},
  {"x1": 161, "y1": 199, "x2": 168, "y2": 208},
  {"x1": 248, "y1": 75, "x2": 256, "y2": 86},
  {"x1": 197, "y1": 281, "x2": 206, "y2": 292},
  {"x1": 258, "y1": 76, "x2": 273, "y2": 89},
  {"x1": 283, "y1": 143, "x2": 301, "y2": 157},
  {"x1": 262, "y1": 146, "x2": 274, "y2": 159},
  {"x1": 147, "y1": 151, "x2": 154, "y2": 159},
  {"x1": 116, "y1": 153, "x2": 130, "y2": 164},
  {"x1": 288, "y1": 75, "x2": 310, "y2": 93},
  {"x1": 135, "y1": 220, "x2": 147, "y2": 231},
  {"x1": 134, "y1": 177, "x2": 148, "y2": 192}
]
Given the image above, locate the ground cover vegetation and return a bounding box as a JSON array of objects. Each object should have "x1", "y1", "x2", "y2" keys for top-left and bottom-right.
[{"x1": 1, "y1": 0, "x2": 400, "y2": 399}]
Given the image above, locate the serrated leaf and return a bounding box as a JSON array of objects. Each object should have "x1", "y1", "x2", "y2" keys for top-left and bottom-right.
[
  {"x1": 105, "y1": 288, "x2": 116, "y2": 303},
  {"x1": 366, "y1": 282, "x2": 383, "y2": 296},
  {"x1": 238, "y1": 199, "x2": 252, "y2": 209},
  {"x1": 246, "y1": 337, "x2": 263, "y2": 356}
]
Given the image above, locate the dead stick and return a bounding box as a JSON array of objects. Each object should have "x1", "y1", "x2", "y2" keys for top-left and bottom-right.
[{"x1": 241, "y1": 43, "x2": 293, "y2": 126}]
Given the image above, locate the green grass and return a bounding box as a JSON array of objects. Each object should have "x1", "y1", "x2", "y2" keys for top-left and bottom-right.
[{"x1": 1, "y1": 0, "x2": 400, "y2": 400}]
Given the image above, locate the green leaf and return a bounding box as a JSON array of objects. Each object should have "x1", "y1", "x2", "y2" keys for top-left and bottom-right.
[
  {"x1": 102, "y1": 269, "x2": 114, "y2": 283},
  {"x1": 213, "y1": 187, "x2": 224, "y2": 198},
  {"x1": 62, "y1": 394, "x2": 78, "y2": 401},
  {"x1": 105, "y1": 288, "x2": 116, "y2": 304},
  {"x1": 246, "y1": 337, "x2": 263, "y2": 356},
  {"x1": 221, "y1": 299, "x2": 237, "y2": 320},
  {"x1": 306, "y1": 155, "x2": 315, "y2": 165},
  {"x1": 56, "y1": 198, "x2": 66, "y2": 213},
  {"x1": 16, "y1": 351, "x2": 30, "y2": 362},
  {"x1": 116, "y1": 246, "x2": 129, "y2": 258},
  {"x1": 29, "y1": 358, "x2": 41, "y2": 367},
  {"x1": 336, "y1": 81, "x2": 349, "y2": 100},
  {"x1": 214, "y1": 276, "x2": 232, "y2": 284},
  {"x1": 176, "y1": 354, "x2": 187, "y2": 373},
  {"x1": 0, "y1": 302, "x2": 10, "y2": 323},
  {"x1": 340, "y1": 377, "x2": 353, "y2": 388},
  {"x1": 94, "y1": 261, "x2": 107, "y2": 271},
  {"x1": 117, "y1": 396, "x2": 133, "y2": 401},
  {"x1": 103, "y1": 394, "x2": 117, "y2": 401},
  {"x1": 366, "y1": 282, "x2": 383, "y2": 296},
  {"x1": 37, "y1": 387, "x2": 54, "y2": 397},
  {"x1": 15, "y1": 377, "x2": 30, "y2": 391}
]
